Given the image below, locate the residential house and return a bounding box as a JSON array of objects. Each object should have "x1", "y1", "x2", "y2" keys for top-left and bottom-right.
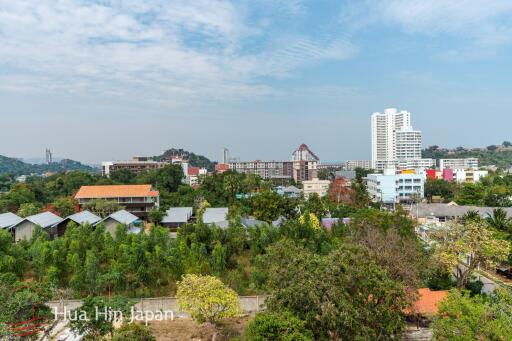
[
  {"x1": 97, "y1": 210, "x2": 141, "y2": 236},
  {"x1": 275, "y1": 185, "x2": 303, "y2": 198},
  {"x1": 12, "y1": 212, "x2": 63, "y2": 242},
  {"x1": 74, "y1": 184, "x2": 160, "y2": 220},
  {"x1": 202, "y1": 208, "x2": 229, "y2": 228},
  {"x1": 0, "y1": 212, "x2": 22, "y2": 230},
  {"x1": 161, "y1": 207, "x2": 194, "y2": 228},
  {"x1": 50, "y1": 210, "x2": 102, "y2": 239}
]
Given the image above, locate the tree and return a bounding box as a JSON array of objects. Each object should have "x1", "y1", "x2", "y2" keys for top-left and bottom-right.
[
  {"x1": 112, "y1": 323, "x2": 155, "y2": 341},
  {"x1": 262, "y1": 240, "x2": 407, "y2": 340},
  {"x1": 84, "y1": 199, "x2": 123, "y2": 217},
  {"x1": 429, "y1": 221, "x2": 510, "y2": 289},
  {"x1": 17, "y1": 203, "x2": 41, "y2": 217},
  {"x1": 110, "y1": 169, "x2": 136, "y2": 184},
  {"x1": 70, "y1": 296, "x2": 134, "y2": 340},
  {"x1": 223, "y1": 173, "x2": 241, "y2": 204},
  {"x1": 176, "y1": 274, "x2": 241, "y2": 325},
  {"x1": 424, "y1": 179, "x2": 455, "y2": 202},
  {"x1": 433, "y1": 289, "x2": 512, "y2": 341},
  {"x1": 251, "y1": 189, "x2": 284, "y2": 223},
  {"x1": 486, "y1": 208, "x2": 512, "y2": 233},
  {"x1": 53, "y1": 197, "x2": 76, "y2": 217},
  {"x1": 328, "y1": 177, "x2": 353, "y2": 205},
  {"x1": 148, "y1": 208, "x2": 164, "y2": 225},
  {"x1": 246, "y1": 311, "x2": 313, "y2": 341}
]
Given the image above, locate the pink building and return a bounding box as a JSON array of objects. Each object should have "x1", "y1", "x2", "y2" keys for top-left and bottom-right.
[{"x1": 443, "y1": 168, "x2": 454, "y2": 182}]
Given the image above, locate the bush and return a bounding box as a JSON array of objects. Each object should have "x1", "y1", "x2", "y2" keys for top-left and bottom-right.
[
  {"x1": 112, "y1": 323, "x2": 155, "y2": 341},
  {"x1": 245, "y1": 311, "x2": 313, "y2": 341}
]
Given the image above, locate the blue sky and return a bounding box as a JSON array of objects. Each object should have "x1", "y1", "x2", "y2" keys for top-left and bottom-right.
[{"x1": 1, "y1": 0, "x2": 512, "y2": 164}]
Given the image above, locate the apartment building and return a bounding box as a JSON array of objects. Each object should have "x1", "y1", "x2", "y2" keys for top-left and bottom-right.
[
  {"x1": 75, "y1": 184, "x2": 160, "y2": 220},
  {"x1": 365, "y1": 169, "x2": 425, "y2": 204},
  {"x1": 302, "y1": 178, "x2": 331, "y2": 199},
  {"x1": 344, "y1": 160, "x2": 371, "y2": 170},
  {"x1": 439, "y1": 158, "x2": 479, "y2": 171},
  {"x1": 229, "y1": 160, "x2": 293, "y2": 179},
  {"x1": 292, "y1": 144, "x2": 319, "y2": 182},
  {"x1": 371, "y1": 108, "x2": 432, "y2": 171},
  {"x1": 102, "y1": 157, "x2": 168, "y2": 176}
]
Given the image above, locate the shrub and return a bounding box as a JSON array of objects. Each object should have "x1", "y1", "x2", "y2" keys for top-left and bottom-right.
[
  {"x1": 112, "y1": 323, "x2": 155, "y2": 341},
  {"x1": 245, "y1": 311, "x2": 313, "y2": 341}
]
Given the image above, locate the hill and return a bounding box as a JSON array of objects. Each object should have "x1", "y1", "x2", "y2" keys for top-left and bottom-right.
[
  {"x1": 0, "y1": 155, "x2": 96, "y2": 175},
  {"x1": 154, "y1": 148, "x2": 217, "y2": 171},
  {"x1": 423, "y1": 143, "x2": 512, "y2": 169}
]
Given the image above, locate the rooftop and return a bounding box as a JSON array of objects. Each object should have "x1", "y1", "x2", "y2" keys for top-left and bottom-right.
[
  {"x1": 407, "y1": 288, "x2": 448, "y2": 316},
  {"x1": 0, "y1": 212, "x2": 23, "y2": 229},
  {"x1": 413, "y1": 203, "x2": 512, "y2": 219},
  {"x1": 75, "y1": 184, "x2": 159, "y2": 199},
  {"x1": 162, "y1": 207, "x2": 193, "y2": 224},
  {"x1": 203, "y1": 207, "x2": 228, "y2": 224},
  {"x1": 100, "y1": 210, "x2": 140, "y2": 225},
  {"x1": 21, "y1": 211, "x2": 63, "y2": 229},
  {"x1": 64, "y1": 210, "x2": 102, "y2": 225}
]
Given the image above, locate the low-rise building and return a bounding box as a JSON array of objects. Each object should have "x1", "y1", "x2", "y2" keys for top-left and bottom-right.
[
  {"x1": 51, "y1": 211, "x2": 102, "y2": 239},
  {"x1": 12, "y1": 211, "x2": 63, "y2": 242},
  {"x1": 161, "y1": 207, "x2": 194, "y2": 228},
  {"x1": 74, "y1": 184, "x2": 160, "y2": 220},
  {"x1": 365, "y1": 169, "x2": 425, "y2": 204},
  {"x1": 275, "y1": 185, "x2": 303, "y2": 198},
  {"x1": 344, "y1": 160, "x2": 371, "y2": 170},
  {"x1": 302, "y1": 178, "x2": 331, "y2": 199},
  {"x1": 97, "y1": 210, "x2": 141, "y2": 236},
  {"x1": 202, "y1": 208, "x2": 229, "y2": 228},
  {"x1": 229, "y1": 160, "x2": 293, "y2": 180},
  {"x1": 0, "y1": 212, "x2": 22, "y2": 230},
  {"x1": 102, "y1": 158, "x2": 168, "y2": 176},
  {"x1": 439, "y1": 158, "x2": 478, "y2": 171}
]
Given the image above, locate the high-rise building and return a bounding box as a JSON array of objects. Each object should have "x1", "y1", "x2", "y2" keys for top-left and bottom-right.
[
  {"x1": 292, "y1": 144, "x2": 319, "y2": 182},
  {"x1": 371, "y1": 108, "x2": 433, "y2": 171}
]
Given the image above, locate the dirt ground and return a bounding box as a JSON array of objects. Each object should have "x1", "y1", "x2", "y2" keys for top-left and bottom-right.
[{"x1": 147, "y1": 316, "x2": 252, "y2": 341}]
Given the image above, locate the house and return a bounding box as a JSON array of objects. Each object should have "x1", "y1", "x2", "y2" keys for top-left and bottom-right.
[
  {"x1": 50, "y1": 210, "x2": 102, "y2": 239},
  {"x1": 0, "y1": 212, "x2": 22, "y2": 230},
  {"x1": 203, "y1": 208, "x2": 229, "y2": 228},
  {"x1": 74, "y1": 184, "x2": 160, "y2": 220},
  {"x1": 97, "y1": 210, "x2": 141, "y2": 236},
  {"x1": 12, "y1": 211, "x2": 63, "y2": 242},
  {"x1": 161, "y1": 207, "x2": 194, "y2": 228},
  {"x1": 412, "y1": 203, "x2": 512, "y2": 225}
]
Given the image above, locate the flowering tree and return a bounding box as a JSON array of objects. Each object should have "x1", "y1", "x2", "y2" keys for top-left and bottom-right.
[{"x1": 177, "y1": 274, "x2": 240, "y2": 324}]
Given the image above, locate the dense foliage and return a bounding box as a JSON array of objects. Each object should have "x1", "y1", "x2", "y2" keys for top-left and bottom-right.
[
  {"x1": 154, "y1": 148, "x2": 217, "y2": 171},
  {"x1": 423, "y1": 144, "x2": 512, "y2": 168},
  {"x1": 0, "y1": 154, "x2": 95, "y2": 176}
]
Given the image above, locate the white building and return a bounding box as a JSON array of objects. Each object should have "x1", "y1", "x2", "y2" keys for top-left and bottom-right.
[
  {"x1": 344, "y1": 160, "x2": 371, "y2": 170},
  {"x1": 440, "y1": 158, "x2": 479, "y2": 171},
  {"x1": 365, "y1": 169, "x2": 425, "y2": 204},
  {"x1": 302, "y1": 178, "x2": 331, "y2": 199},
  {"x1": 371, "y1": 108, "x2": 432, "y2": 171},
  {"x1": 453, "y1": 169, "x2": 488, "y2": 183}
]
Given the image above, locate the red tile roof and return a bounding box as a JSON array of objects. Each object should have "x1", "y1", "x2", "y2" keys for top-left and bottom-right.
[
  {"x1": 407, "y1": 288, "x2": 449, "y2": 316},
  {"x1": 188, "y1": 167, "x2": 200, "y2": 176},
  {"x1": 75, "y1": 185, "x2": 159, "y2": 199}
]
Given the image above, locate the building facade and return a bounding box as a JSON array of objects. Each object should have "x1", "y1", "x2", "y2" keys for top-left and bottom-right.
[
  {"x1": 439, "y1": 158, "x2": 479, "y2": 171},
  {"x1": 75, "y1": 184, "x2": 160, "y2": 220},
  {"x1": 371, "y1": 108, "x2": 432, "y2": 171},
  {"x1": 365, "y1": 169, "x2": 425, "y2": 204},
  {"x1": 229, "y1": 161, "x2": 293, "y2": 179},
  {"x1": 292, "y1": 144, "x2": 319, "y2": 182},
  {"x1": 302, "y1": 178, "x2": 331, "y2": 199},
  {"x1": 344, "y1": 160, "x2": 371, "y2": 170},
  {"x1": 102, "y1": 158, "x2": 168, "y2": 176}
]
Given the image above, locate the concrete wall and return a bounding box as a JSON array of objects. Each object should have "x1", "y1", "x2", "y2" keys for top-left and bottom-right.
[{"x1": 47, "y1": 296, "x2": 268, "y2": 318}]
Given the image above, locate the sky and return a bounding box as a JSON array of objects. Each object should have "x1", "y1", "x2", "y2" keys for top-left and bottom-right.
[{"x1": 1, "y1": 0, "x2": 512, "y2": 164}]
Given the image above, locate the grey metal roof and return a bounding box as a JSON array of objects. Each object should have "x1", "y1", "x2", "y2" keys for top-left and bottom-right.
[
  {"x1": 23, "y1": 212, "x2": 63, "y2": 228},
  {"x1": 241, "y1": 217, "x2": 268, "y2": 228},
  {"x1": 101, "y1": 210, "x2": 139, "y2": 225},
  {"x1": 162, "y1": 207, "x2": 193, "y2": 224},
  {"x1": 203, "y1": 208, "x2": 228, "y2": 224},
  {"x1": 64, "y1": 211, "x2": 102, "y2": 225},
  {"x1": 0, "y1": 212, "x2": 22, "y2": 229},
  {"x1": 413, "y1": 203, "x2": 512, "y2": 219},
  {"x1": 283, "y1": 186, "x2": 303, "y2": 194}
]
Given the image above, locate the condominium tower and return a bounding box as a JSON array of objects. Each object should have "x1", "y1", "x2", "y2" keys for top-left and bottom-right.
[{"x1": 371, "y1": 108, "x2": 433, "y2": 171}]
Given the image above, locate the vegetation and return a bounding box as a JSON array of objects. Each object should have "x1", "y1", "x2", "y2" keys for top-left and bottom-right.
[
  {"x1": 423, "y1": 143, "x2": 512, "y2": 168},
  {"x1": 245, "y1": 311, "x2": 313, "y2": 341},
  {"x1": 0, "y1": 154, "x2": 95, "y2": 176},
  {"x1": 154, "y1": 148, "x2": 217, "y2": 171},
  {"x1": 433, "y1": 289, "x2": 512, "y2": 341},
  {"x1": 112, "y1": 323, "x2": 155, "y2": 341},
  {"x1": 176, "y1": 274, "x2": 241, "y2": 324}
]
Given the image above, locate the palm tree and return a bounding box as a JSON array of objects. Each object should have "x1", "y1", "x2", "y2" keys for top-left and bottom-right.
[
  {"x1": 485, "y1": 208, "x2": 512, "y2": 232},
  {"x1": 462, "y1": 210, "x2": 481, "y2": 222}
]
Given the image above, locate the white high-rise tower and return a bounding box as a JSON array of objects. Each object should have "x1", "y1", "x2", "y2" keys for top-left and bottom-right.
[{"x1": 371, "y1": 108, "x2": 432, "y2": 171}]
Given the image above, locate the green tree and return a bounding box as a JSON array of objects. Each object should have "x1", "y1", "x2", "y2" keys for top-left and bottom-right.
[
  {"x1": 251, "y1": 189, "x2": 284, "y2": 223},
  {"x1": 53, "y1": 197, "x2": 76, "y2": 217},
  {"x1": 148, "y1": 208, "x2": 164, "y2": 225},
  {"x1": 17, "y1": 202, "x2": 41, "y2": 217},
  {"x1": 433, "y1": 289, "x2": 512, "y2": 341},
  {"x1": 263, "y1": 240, "x2": 407, "y2": 340},
  {"x1": 70, "y1": 296, "x2": 134, "y2": 340},
  {"x1": 112, "y1": 323, "x2": 155, "y2": 341},
  {"x1": 176, "y1": 274, "x2": 241, "y2": 325},
  {"x1": 110, "y1": 169, "x2": 137, "y2": 184},
  {"x1": 84, "y1": 199, "x2": 123, "y2": 217},
  {"x1": 246, "y1": 311, "x2": 313, "y2": 341},
  {"x1": 486, "y1": 208, "x2": 512, "y2": 233},
  {"x1": 430, "y1": 221, "x2": 510, "y2": 289}
]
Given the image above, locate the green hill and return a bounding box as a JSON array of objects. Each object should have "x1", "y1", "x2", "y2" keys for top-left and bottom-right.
[
  {"x1": 154, "y1": 148, "x2": 217, "y2": 171},
  {"x1": 0, "y1": 155, "x2": 96, "y2": 175},
  {"x1": 423, "y1": 143, "x2": 512, "y2": 169}
]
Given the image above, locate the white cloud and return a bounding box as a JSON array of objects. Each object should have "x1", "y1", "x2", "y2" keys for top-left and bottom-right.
[{"x1": 0, "y1": 0, "x2": 354, "y2": 107}]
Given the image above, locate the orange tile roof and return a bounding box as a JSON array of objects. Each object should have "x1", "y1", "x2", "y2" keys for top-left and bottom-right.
[
  {"x1": 75, "y1": 185, "x2": 159, "y2": 199},
  {"x1": 407, "y1": 288, "x2": 449, "y2": 316}
]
